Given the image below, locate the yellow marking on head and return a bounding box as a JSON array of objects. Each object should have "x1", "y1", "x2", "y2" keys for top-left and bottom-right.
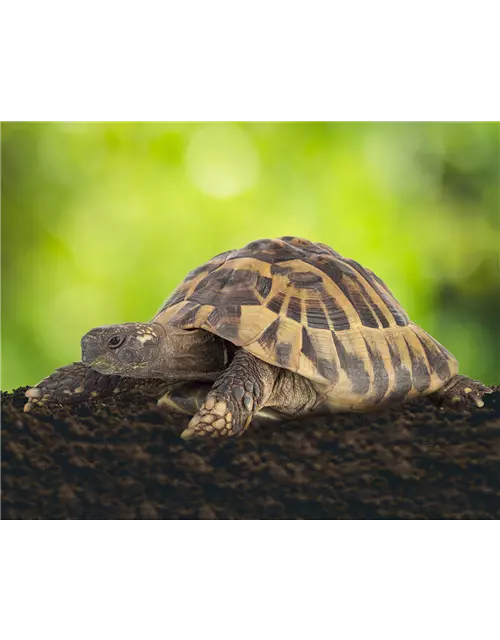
[
  {"x1": 90, "y1": 391, "x2": 98, "y2": 397},
  {"x1": 137, "y1": 334, "x2": 154, "y2": 344},
  {"x1": 74, "y1": 386, "x2": 84, "y2": 393},
  {"x1": 464, "y1": 387, "x2": 472, "y2": 393}
]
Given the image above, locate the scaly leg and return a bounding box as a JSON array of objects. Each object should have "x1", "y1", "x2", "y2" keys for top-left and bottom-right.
[
  {"x1": 24, "y1": 362, "x2": 169, "y2": 412},
  {"x1": 429, "y1": 374, "x2": 492, "y2": 410},
  {"x1": 157, "y1": 382, "x2": 213, "y2": 415},
  {"x1": 181, "y1": 350, "x2": 322, "y2": 439}
]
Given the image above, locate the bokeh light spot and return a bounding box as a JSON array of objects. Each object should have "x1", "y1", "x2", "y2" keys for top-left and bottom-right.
[{"x1": 185, "y1": 124, "x2": 259, "y2": 198}]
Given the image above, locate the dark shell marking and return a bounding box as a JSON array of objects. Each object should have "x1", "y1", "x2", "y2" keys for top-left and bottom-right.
[
  {"x1": 164, "y1": 287, "x2": 187, "y2": 307},
  {"x1": 160, "y1": 251, "x2": 233, "y2": 312},
  {"x1": 156, "y1": 237, "x2": 455, "y2": 403},
  {"x1": 363, "y1": 338, "x2": 389, "y2": 403},
  {"x1": 256, "y1": 274, "x2": 273, "y2": 299},
  {"x1": 258, "y1": 317, "x2": 281, "y2": 350},
  {"x1": 344, "y1": 260, "x2": 391, "y2": 328},
  {"x1": 162, "y1": 237, "x2": 410, "y2": 337},
  {"x1": 206, "y1": 305, "x2": 242, "y2": 340},
  {"x1": 235, "y1": 239, "x2": 302, "y2": 264},
  {"x1": 403, "y1": 335, "x2": 431, "y2": 392},
  {"x1": 267, "y1": 292, "x2": 286, "y2": 314},
  {"x1": 321, "y1": 291, "x2": 351, "y2": 331},
  {"x1": 191, "y1": 268, "x2": 262, "y2": 306},
  {"x1": 288, "y1": 271, "x2": 324, "y2": 289},
  {"x1": 286, "y1": 296, "x2": 303, "y2": 323},
  {"x1": 276, "y1": 342, "x2": 293, "y2": 367},
  {"x1": 301, "y1": 327, "x2": 338, "y2": 383},
  {"x1": 305, "y1": 256, "x2": 382, "y2": 329},
  {"x1": 412, "y1": 329, "x2": 450, "y2": 381},
  {"x1": 270, "y1": 264, "x2": 293, "y2": 277},
  {"x1": 306, "y1": 301, "x2": 328, "y2": 329},
  {"x1": 168, "y1": 302, "x2": 201, "y2": 327},
  {"x1": 385, "y1": 336, "x2": 413, "y2": 403},
  {"x1": 332, "y1": 332, "x2": 370, "y2": 395}
]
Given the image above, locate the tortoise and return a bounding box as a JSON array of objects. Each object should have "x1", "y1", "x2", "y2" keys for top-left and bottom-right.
[{"x1": 24, "y1": 236, "x2": 492, "y2": 438}]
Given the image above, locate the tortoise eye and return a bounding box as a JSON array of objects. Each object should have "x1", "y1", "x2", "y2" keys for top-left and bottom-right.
[{"x1": 108, "y1": 335, "x2": 125, "y2": 349}]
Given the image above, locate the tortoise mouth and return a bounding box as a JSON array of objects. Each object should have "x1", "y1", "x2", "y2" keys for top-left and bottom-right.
[
  {"x1": 83, "y1": 355, "x2": 115, "y2": 373},
  {"x1": 81, "y1": 330, "x2": 127, "y2": 374},
  {"x1": 82, "y1": 331, "x2": 106, "y2": 365},
  {"x1": 81, "y1": 339, "x2": 100, "y2": 366}
]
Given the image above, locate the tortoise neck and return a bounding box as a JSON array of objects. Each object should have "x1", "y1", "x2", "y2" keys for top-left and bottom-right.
[{"x1": 155, "y1": 325, "x2": 227, "y2": 381}]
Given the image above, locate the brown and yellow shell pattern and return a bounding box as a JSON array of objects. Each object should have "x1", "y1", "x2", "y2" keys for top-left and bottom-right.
[{"x1": 154, "y1": 237, "x2": 458, "y2": 411}]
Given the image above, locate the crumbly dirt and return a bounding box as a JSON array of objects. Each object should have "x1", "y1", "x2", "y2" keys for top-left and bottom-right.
[{"x1": 2, "y1": 386, "x2": 500, "y2": 519}]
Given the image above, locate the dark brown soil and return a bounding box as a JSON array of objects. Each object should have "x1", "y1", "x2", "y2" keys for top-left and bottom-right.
[{"x1": 2, "y1": 386, "x2": 500, "y2": 519}]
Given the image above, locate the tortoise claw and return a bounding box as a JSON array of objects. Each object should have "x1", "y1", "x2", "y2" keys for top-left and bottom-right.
[
  {"x1": 181, "y1": 395, "x2": 235, "y2": 439},
  {"x1": 432, "y1": 375, "x2": 492, "y2": 412}
]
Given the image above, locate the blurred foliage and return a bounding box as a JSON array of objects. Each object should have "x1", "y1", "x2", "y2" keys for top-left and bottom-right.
[{"x1": 1, "y1": 122, "x2": 499, "y2": 390}]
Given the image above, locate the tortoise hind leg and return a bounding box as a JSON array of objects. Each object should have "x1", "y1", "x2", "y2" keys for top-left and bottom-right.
[
  {"x1": 429, "y1": 374, "x2": 492, "y2": 410},
  {"x1": 181, "y1": 350, "x2": 320, "y2": 439},
  {"x1": 157, "y1": 382, "x2": 213, "y2": 415}
]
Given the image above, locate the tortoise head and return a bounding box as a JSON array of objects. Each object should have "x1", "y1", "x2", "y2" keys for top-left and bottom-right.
[{"x1": 81, "y1": 322, "x2": 225, "y2": 380}]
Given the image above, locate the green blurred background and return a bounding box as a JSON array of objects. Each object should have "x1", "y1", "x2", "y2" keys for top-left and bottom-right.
[{"x1": 1, "y1": 122, "x2": 499, "y2": 391}]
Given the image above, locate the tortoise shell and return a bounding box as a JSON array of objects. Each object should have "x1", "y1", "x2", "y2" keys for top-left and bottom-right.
[{"x1": 154, "y1": 237, "x2": 458, "y2": 410}]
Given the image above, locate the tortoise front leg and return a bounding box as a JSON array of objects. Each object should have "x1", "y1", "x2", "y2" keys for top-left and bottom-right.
[
  {"x1": 24, "y1": 362, "x2": 169, "y2": 412},
  {"x1": 181, "y1": 350, "x2": 321, "y2": 439}
]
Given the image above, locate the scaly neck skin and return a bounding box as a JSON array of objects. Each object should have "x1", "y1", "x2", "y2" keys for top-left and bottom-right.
[
  {"x1": 81, "y1": 321, "x2": 227, "y2": 381},
  {"x1": 153, "y1": 324, "x2": 227, "y2": 381}
]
